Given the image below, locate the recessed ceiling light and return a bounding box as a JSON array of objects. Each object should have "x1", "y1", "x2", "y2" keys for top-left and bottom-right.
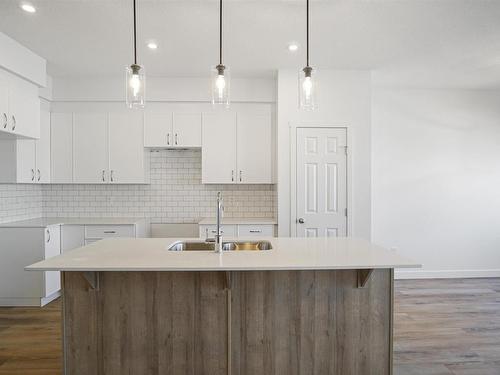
[
  {"x1": 288, "y1": 43, "x2": 299, "y2": 52},
  {"x1": 147, "y1": 42, "x2": 158, "y2": 50},
  {"x1": 20, "y1": 2, "x2": 36, "y2": 13}
]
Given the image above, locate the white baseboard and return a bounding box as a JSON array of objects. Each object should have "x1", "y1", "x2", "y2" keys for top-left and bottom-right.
[
  {"x1": 0, "y1": 290, "x2": 61, "y2": 307},
  {"x1": 395, "y1": 269, "x2": 500, "y2": 280},
  {"x1": 41, "y1": 290, "x2": 61, "y2": 306}
]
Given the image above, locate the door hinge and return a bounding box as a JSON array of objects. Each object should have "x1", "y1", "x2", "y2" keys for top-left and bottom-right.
[
  {"x1": 345, "y1": 208, "x2": 348, "y2": 217},
  {"x1": 344, "y1": 146, "x2": 348, "y2": 155}
]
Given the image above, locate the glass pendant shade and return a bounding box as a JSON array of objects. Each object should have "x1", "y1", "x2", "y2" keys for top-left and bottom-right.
[
  {"x1": 211, "y1": 64, "x2": 230, "y2": 108},
  {"x1": 299, "y1": 67, "x2": 317, "y2": 111},
  {"x1": 126, "y1": 64, "x2": 145, "y2": 109}
]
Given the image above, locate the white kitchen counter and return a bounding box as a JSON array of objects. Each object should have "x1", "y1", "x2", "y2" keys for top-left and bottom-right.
[
  {"x1": 0, "y1": 217, "x2": 147, "y2": 228},
  {"x1": 198, "y1": 217, "x2": 277, "y2": 225},
  {"x1": 26, "y1": 237, "x2": 420, "y2": 272}
]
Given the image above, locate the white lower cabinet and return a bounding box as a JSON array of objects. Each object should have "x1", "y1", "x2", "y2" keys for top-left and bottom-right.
[
  {"x1": 62, "y1": 222, "x2": 148, "y2": 253},
  {"x1": 199, "y1": 224, "x2": 275, "y2": 239},
  {"x1": 0, "y1": 225, "x2": 61, "y2": 307}
]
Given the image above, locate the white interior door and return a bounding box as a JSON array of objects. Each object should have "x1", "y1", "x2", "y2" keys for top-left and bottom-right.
[
  {"x1": 109, "y1": 112, "x2": 145, "y2": 183},
  {"x1": 296, "y1": 127, "x2": 347, "y2": 237},
  {"x1": 237, "y1": 113, "x2": 272, "y2": 183},
  {"x1": 73, "y1": 113, "x2": 108, "y2": 183},
  {"x1": 202, "y1": 112, "x2": 237, "y2": 183}
]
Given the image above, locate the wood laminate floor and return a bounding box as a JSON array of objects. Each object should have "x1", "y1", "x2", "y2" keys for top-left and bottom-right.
[{"x1": 0, "y1": 278, "x2": 499, "y2": 374}]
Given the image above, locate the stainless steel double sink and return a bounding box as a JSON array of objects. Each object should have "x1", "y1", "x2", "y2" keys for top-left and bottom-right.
[{"x1": 168, "y1": 240, "x2": 272, "y2": 251}]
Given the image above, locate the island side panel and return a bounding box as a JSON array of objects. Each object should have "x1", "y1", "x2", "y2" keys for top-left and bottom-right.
[
  {"x1": 230, "y1": 269, "x2": 393, "y2": 375},
  {"x1": 62, "y1": 271, "x2": 228, "y2": 375}
]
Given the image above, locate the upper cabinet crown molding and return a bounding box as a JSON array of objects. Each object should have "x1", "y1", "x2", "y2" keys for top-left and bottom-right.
[{"x1": 0, "y1": 32, "x2": 46, "y2": 87}]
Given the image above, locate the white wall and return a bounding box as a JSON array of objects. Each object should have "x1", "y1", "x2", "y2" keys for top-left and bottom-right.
[
  {"x1": 277, "y1": 70, "x2": 372, "y2": 239},
  {"x1": 372, "y1": 88, "x2": 500, "y2": 278},
  {"x1": 52, "y1": 76, "x2": 275, "y2": 103}
]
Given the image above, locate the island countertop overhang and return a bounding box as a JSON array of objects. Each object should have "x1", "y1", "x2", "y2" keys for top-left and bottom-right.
[{"x1": 26, "y1": 237, "x2": 420, "y2": 272}]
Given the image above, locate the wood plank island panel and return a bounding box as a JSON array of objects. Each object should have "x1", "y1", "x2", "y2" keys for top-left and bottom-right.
[
  {"x1": 230, "y1": 270, "x2": 393, "y2": 375},
  {"x1": 62, "y1": 269, "x2": 393, "y2": 375}
]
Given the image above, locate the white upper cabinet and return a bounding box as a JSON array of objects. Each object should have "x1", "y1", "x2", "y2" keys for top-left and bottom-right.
[
  {"x1": 36, "y1": 110, "x2": 51, "y2": 183},
  {"x1": 109, "y1": 112, "x2": 147, "y2": 183},
  {"x1": 172, "y1": 113, "x2": 202, "y2": 148},
  {"x1": 144, "y1": 111, "x2": 202, "y2": 148},
  {"x1": 144, "y1": 111, "x2": 171, "y2": 147},
  {"x1": 202, "y1": 112, "x2": 237, "y2": 184},
  {"x1": 9, "y1": 80, "x2": 40, "y2": 139},
  {"x1": 73, "y1": 113, "x2": 108, "y2": 183},
  {"x1": 0, "y1": 107, "x2": 50, "y2": 184},
  {"x1": 53, "y1": 111, "x2": 148, "y2": 184},
  {"x1": 202, "y1": 112, "x2": 273, "y2": 184},
  {"x1": 0, "y1": 77, "x2": 8, "y2": 132},
  {"x1": 50, "y1": 113, "x2": 73, "y2": 183},
  {"x1": 237, "y1": 113, "x2": 272, "y2": 184},
  {"x1": 0, "y1": 71, "x2": 40, "y2": 139},
  {"x1": 15, "y1": 140, "x2": 36, "y2": 183}
]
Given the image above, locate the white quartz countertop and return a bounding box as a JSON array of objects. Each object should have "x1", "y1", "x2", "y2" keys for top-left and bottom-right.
[
  {"x1": 0, "y1": 217, "x2": 146, "y2": 228},
  {"x1": 198, "y1": 218, "x2": 277, "y2": 225},
  {"x1": 26, "y1": 237, "x2": 420, "y2": 272}
]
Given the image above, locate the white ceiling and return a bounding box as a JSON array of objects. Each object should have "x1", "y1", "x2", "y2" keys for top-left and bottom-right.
[{"x1": 1, "y1": 0, "x2": 500, "y2": 89}]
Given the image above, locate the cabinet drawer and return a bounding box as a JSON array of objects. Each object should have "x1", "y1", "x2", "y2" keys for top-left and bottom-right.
[
  {"x1": 238, "y1": 224, "x2": 274, "y2": 237},
  {"x1": 199, "y1": 225, "x2": 237, "y2": 238},
  {"x1": 85, "y1": 225, "x2": 135, "y2": 239}
]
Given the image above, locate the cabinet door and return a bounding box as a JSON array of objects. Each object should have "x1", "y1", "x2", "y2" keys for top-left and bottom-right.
[
  {"x1": 35, "y1": 109, "x2": 51, "y2": 183},
  {"x1": 202, "y1": 112, "x2": 237, "y2": 184},
  {"x1": 173, "y1": 113, "x2": 201, "y2": 147},
  {"x1": 237, "y1": 113, "x2": 272, "y2": 183},
  {"x1": 9, "y1": 81, "x2": 40, "y2": 139},
  {"x1": 109, "y1": 112, "x2": 145, "y2": 183},
  {"x1": 16, "y1": 139, "x2": 36, "y2": 183},
  {"x1": 44, "y1": 225, "x2": 61, "y2": 297},
  {"x1": 73, "y1": 113, "x2": 108, "y2": 183},
  {"x1": 144, "y1": 111, "x2": 172, "y2": 147},
  {"x1": 51, "y1": 113, "x2": 73, "y2": 183},
  {"x1": 0, "y1": 77, "x2": 8, "y2": 134}
]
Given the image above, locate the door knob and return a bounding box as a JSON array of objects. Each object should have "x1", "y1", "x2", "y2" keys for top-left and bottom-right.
[{"x1": 298, "y1": 218, "x2": 305, "y2": 224}]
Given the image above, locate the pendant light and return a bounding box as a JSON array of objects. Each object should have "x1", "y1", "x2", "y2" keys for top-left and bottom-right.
[
  {"x1": 126, "y1": 0, "x2": 145, "y2": 109},
  {"x1": 211, "y1": 0, "x2": 230, "y2": 107},
  {"x1": 299, "y1": 0, "x2": 317, "y2": 110}
]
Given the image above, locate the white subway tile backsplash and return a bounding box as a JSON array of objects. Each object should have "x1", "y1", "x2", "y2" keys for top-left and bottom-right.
[{"x1": 41, "y1": 150, "x2": 276, "y2": 223}]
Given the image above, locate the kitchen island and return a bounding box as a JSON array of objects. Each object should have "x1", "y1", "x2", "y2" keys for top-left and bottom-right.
[{"x1": 27, "y1": 237, "x2": 419, "y2": 375}]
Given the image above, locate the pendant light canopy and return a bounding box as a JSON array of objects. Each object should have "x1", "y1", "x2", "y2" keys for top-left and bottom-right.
[
  {"x1": 211, "y1": 0, "x2": 230, "y2": 107},
  {"x1": 126, "y1": 0, "x2": 145, "y2": 109},
  {"x1": 299, "y1": 0, "x2": 317, "y2": 110}
]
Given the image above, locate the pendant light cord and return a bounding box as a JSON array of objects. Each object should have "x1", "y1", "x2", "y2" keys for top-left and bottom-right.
[
  {"x1": 133, "y1": 0, "x2": 137, "y2": 65},
  {"x1": 219, "y1": 0, "x2": 223, "y2": 65},
  {"x1": 306, "y1": 0, "x2": 309, "y2": 67}
]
